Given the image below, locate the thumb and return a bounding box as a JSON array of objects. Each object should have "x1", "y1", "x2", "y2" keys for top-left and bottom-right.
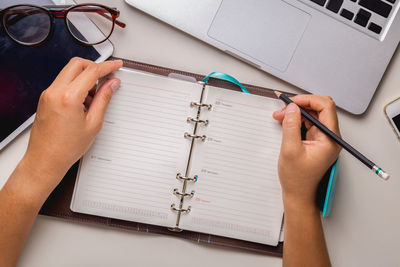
[
  {"x1": 281, "y1": 103, "x2": 302, "y2": 157},
  {"x1": 87, "y1": 78, "x2": 120, "y2": 124}
]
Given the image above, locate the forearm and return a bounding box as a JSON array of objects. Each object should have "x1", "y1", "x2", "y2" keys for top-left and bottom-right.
[
  {"x1": 282, "y1": 195, "x2": 331, "y2": 267},
  {"x1": 0, "y1": 59, "x2": 121, "y2": 266},
  {"x1": 0, "y1": 156, "x2": 61, "y2": 267}
]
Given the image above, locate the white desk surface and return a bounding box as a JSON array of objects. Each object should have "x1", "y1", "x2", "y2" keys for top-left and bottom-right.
[{"x1": 1, "y1": 0, "x2": 399, "y2": 266}]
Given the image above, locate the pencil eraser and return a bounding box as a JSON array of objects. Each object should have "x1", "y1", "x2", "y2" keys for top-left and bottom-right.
[{"x1": 378, "y1": 171, "x2": 390, "y2": 180}]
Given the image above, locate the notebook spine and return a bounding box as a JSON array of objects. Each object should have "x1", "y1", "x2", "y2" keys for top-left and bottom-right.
[{"x1": 169, "y1": 92, "x2": 212, "y2": 232}]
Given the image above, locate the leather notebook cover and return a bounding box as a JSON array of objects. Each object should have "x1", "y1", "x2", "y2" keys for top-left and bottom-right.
[{"x1": 39, "y1": 57, "x2": 285, "y2": 257}]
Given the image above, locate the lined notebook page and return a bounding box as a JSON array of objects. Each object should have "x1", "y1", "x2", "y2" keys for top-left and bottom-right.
[
  {"x1": 71, "y1": 68, "x2": 202, "y2": 228},
  {"x1": 180, "y1": 86, "x2": 284, "y2": 245}
]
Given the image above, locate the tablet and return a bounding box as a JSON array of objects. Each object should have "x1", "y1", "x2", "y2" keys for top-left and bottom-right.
[{"x1": 0, "y1": 0, "x2": 114, "y2": 150}]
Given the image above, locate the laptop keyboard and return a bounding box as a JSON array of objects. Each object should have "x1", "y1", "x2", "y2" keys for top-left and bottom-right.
[{"x1": 300, "y1": 0, "x2": 399, "y2": 38}]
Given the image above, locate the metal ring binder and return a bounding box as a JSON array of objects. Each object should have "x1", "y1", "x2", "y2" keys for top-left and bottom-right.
[
  {"x1": 187, "y1": 117, "x2": 209, "y2": 125},
  {"x1": 184, "y1": 132, "x2": 206, "y2": 141},
  {"x1": 168, "y1": 227, "x2": 183, "y2": 232},
  {"x1": 190, "y1": 102, "x2": 212, "y2": 110},
  {"x1": 170, "y1": 203, "x2": 191, "y2": 213},
  {"x1": 173, "y1": 188, "x2": 195, "y2": 198},
  {"x1": 176, "y1": 173, "x2": 197, "y2": 182},
  {"x1": 169, "y1": 98, "x2": 211, "y2": 229}
]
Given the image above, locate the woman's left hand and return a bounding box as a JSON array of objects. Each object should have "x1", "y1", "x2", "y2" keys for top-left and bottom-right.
[{"x1": 22, "y1": 57, "x2": 122, "y2": 201}]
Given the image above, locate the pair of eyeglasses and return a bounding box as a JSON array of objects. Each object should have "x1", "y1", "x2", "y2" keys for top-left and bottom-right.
[{"x1": 0, "y1": 3, "x2": 126, "y2": 46}]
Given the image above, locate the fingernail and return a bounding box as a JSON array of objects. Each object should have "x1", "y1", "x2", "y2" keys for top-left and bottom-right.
[
  {"x1": 114, "y1": 59, "x2": 123, "y2": 66},
  {"x1": 285, "y1": 103, "x2": 298, "y2": 114},
  {"x1": 110, "y1": 80, "x2": 120, "y2": 92},
  {"x1": 276, "y1": 107, "x2": 285, "y2": 113}
]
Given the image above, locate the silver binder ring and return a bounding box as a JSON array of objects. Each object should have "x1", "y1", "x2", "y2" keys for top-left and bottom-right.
[
  {"x1": 184, "y1": 132, "x2": 206, "y2": 141},
  {"x1": 170, "y1": 203, "x2": 191, "y2": 214},
  {"x1": 190, "y1": 102, "x2": 212, "y2": 110},
  {"x1": 173, "y1": 188, "x2": 195, "y2": 198},
  {"x1": 176, "y1": 173, "x2": 198, "y2": 182},
  {"x1": 187, "y1": 117, "x2": 209, "y2": 126}
]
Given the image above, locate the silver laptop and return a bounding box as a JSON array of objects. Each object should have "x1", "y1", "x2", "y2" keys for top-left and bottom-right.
[{"x1": 125, "y1": 0, "x2": 400, "y2": 114}]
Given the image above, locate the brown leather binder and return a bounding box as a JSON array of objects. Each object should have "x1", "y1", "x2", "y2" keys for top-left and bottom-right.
[{"x1": 39, "y1": 57, "x2": 285, "y2": 257}]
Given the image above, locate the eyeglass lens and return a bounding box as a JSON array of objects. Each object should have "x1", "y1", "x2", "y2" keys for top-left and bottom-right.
[
  {"x1": 4, "y1": 6, "x2": 51, "y2": 45},
  {"x1": 66, "y1": 5, "x2": 114, "y2": 45}
]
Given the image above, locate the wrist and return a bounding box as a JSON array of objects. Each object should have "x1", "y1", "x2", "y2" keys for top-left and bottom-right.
[
  {"x1": 282, "y1": 192, "x2": 320, "y2": 215},
  {"x1": 22, "y1": 152, "x2": 67, "y2": 193},
  {"x1": 4, "y1": 154, "x2": 66, "y2": 210}
]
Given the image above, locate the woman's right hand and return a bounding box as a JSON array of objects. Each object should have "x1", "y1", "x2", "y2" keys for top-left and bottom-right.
[{"x1": 272, "y1": 95, "x2": 342, "y2": 210}]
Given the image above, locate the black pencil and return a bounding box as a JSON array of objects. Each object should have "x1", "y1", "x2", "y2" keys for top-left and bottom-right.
[{"x1": 274, "y1": 91, "x2": 389, "y2": 180}]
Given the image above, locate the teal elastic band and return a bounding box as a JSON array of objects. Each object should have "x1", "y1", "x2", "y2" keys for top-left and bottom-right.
[
  {"x1": 203, "y1": 72, "x2": 250, "y2": 94},
  {"x1": 322, "y1": 158, "x2": 339, "y2": 217}
]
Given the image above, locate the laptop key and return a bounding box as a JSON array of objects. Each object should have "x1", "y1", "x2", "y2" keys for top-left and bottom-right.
[
  {"x1": 311, "y1": 0, "x2": 327, "y2": 6},
  {"x1": 368, "y1": 22, "x2": 382, "y2": 33},
  {"x1": 358, "y1": 0, "x2": 392, "y2": 18},
  {"x1": 355, "y1": 9, "x2": 371, "y2": 27},
  {"x1": 340, "y1": 8, "x2": 354, "y2": 20},
  {"x1": 304, "y1": 0, "x2": 392, "y2": 37},
  {"x1": 326, "y1": 0, "x2": 344, "y2": 13}
]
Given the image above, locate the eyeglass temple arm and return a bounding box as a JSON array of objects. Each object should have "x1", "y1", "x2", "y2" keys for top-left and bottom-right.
[
  {"x1": 4, "y1": 6, "x2": 126, "y2": 30},
  {"x1": 45, "y1": 5, "x2": 126, "y2": 28},
  {"x1": 74, "y1": 7, "x2": 126, "y2": 28}
]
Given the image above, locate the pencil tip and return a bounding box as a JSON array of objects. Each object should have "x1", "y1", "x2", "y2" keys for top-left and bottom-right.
[{"x1": 274, "y1": 91, "x2": 281, "y2": 98}]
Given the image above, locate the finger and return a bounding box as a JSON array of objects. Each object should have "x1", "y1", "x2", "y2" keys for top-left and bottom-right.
[
  {"x1": 84, "y1": 95, "x2": 93, "y2": 108},
  {"x1": 272, "y1": 108, "x2": 285, "y2": 121},
  {"x1": 305, "y1": 126, "x2": 321, "y2": 140},
  {"x1": 304, "y1": 119, "x2": 313, "y2": 130},
  {"x1": 290, "y1": 94, "x2": 340, "y2": 134},
  {"x1": 274, "y1": 96, "x2": 333, "y2": 115},
  {"x1": 274, "y1": 107, "x2": 316, "y2": 122},
  {"x1": 52, "y1": 57, "x2": 93, "y2": 86},
  {"x1": 290, "y1": 94, "x2": 334, "y2": 112},
  {"x1": 274, "y1": 101, "x2": 336, "y2": 139},
  {"x1": 280, "y1": 103, "x2": 303, "y2": 157},
  {"x1": 87, "y1": 78, "x2": 121, "y2": 127},
  {"x1": 302, "y1": 109, "x2": 317, "y2": 130},
  {"x1": 88, "y1": 85, "x2": 96, "y2": 97},
  {"x1": 71, "y1": 60, "x2": 123, "y2": 101}
]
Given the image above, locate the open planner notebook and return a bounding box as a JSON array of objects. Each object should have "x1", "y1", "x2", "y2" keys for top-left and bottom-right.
[{"x1": 70, "y1": 68, "x2": 285, "y2": 246}]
